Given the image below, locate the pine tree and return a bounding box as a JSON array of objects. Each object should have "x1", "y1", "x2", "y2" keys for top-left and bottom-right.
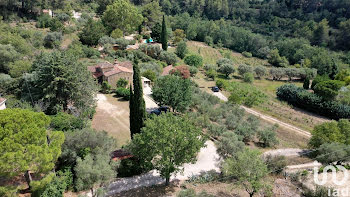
[
  {"x1": 161, "y1": 15, "x2": 168, "y2": 51},
  {"x1": 129, "y1": 60, "x2": 146, "y2": 138}
]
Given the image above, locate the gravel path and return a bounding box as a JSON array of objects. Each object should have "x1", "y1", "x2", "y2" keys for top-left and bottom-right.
[
  {"x1": 263, "y1": 148, "x2": 312, "y2": 157},
  {"x1": 106, "y1": 141, "x2": 220, "y2": 196},
  {"x1": 212, "y1": 92, "x2": 311, "y2": 138}
]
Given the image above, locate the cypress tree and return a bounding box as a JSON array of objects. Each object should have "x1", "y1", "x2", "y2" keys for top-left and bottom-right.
[
  {"x1": 161, "y1": 15, "x2": 168, "y2": 51},
  {"x1": 129, "y1": 60, "x2": 146, "y2": 138}
]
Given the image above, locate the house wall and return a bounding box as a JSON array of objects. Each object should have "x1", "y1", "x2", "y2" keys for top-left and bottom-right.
[
  {"x1": 107, "y1": 72, "x2": 133, "y2": 88},
  {"x1": 0, "y1": 102, "x2": 6, "y2": 110}
]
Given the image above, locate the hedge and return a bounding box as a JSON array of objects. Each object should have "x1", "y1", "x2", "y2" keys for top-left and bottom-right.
[{"x1": 276, "y1": 84, "x2": 350, "y2": 120}]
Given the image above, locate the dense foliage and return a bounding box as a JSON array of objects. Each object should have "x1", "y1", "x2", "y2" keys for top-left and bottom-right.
[{"x1": 277, "y1": 84, "x2": 350, "y2": 119}]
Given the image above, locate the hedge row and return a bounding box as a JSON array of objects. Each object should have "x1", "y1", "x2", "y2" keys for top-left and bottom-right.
[{"x1": 276, "y1": 84, "x2": 350, "y2": 120}]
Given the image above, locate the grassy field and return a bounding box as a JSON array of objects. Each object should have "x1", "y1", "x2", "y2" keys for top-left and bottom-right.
[{"x1": 186, "y1": 41, "x2": 328, "y2": 133}]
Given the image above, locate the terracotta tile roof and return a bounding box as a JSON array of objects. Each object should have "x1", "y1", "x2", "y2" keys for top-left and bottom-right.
[
  {"x1": 0, "y1": 98, "x2": 6, "y2": 104},
  {"x1": 97, "y1": 62, "x2": 114, "y2": 69},
  {"x1": 116, "y1": 61, "x2": 133, "y2": 70},
  {"x1": 104, "y1": 66, "x2": 133, "y2": 77},
  {"x1": 161, "y1": 65, "x2": 174, "y2": 76},
  {"x1": 111, "y1": 149, "x2": 133, "y2": 161},
  {"x1": 87, "y1": 66, "x2": 97, "y2": 72}
]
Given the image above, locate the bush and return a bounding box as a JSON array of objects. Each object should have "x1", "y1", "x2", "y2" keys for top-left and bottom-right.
[
  {"x1": 101, "y1": 81, "x2": 111, "y2": 93},
  {"x1": 264, "y1": 155, "x2": 287, "y2": 174},
  {"x1": 98, "y1": 36, "x2": 116, "y2": 46},
  {"x1": 311, "y1": 75, "x2": 330, "y2": 90},
  {"x1": 50, "y1": 112, "x2": 85, "y2": 131},
  {"x1": 227, "y1": 81, "x2": 266, "y2": 107},
  {"x1": 139, "y1": 44, "x2": 162, "y2": 59},
  {"x1": 184, "y1": 54, "x2": 203, "y2": 67},
  {"x1": 159, "y1": 51, "x2": 177, "y2": 65},
  {"x1": 216, "y1": 58, "x2": 233, "y2": 67},
  {"x1": 189, "y1": 66, "x2": 198, "y2": 77},
  {"x1": 204, "y1": 36, "x2": 213, "y2": 46},
  {"x1": 277, "y1": 84, "x2": 350, "y2": 119},
  {"x1": 238, "y1": 64, "x2": 253, "y2": 76},
  {"x1": 44, "y1": 32, "x2": 63, "y2": 48},
  {"x1": 254, "y1": 66, "x2": 267, "y2": 79},
  {"x1": 116, "y1": 78, "x2": 128, "y2": 88},
  {"x1": 175, "y1": 41, "x2": 188, "y2": 59},
  {"x1": 117, "y1": 158, "x2": 147, "y2": 177},
  {"x1": 242, "y1": 51, "x2": 252, "y2": 58},
  {"x1": 243, "y1": 73, "x2": 254, "y2": 83},
  {"x1": 303, "y1": 186, "x2": 335, "y2": 197},
  {"x1": 82, "y1": 45, "x2": 100, "y2": 58},
  {"x1": 110, "y1": 28, "x2": 123, "y2": 39},
  {"x1": 36, "y1": 14, "x2": 52, "y2": 28},
  {"x1": 116, "y1": 88, "x2": 130, "y2": 100},
  {"x1": 204, "y1": 63, "x2": 217, "y2": 71},
  {"x1": 216, "y1": 79, "x2": 227, "y2": 90},
  {"x1": 205, "y1": 69, "x2": 217, "y2": 80},
  {"x1": 314, "y1": 80, "x2": 345, "y2": 100},
  {"x1": 257, "y1": 125, "x2": 279, "y2": 147},
  {"x1": 142, "y1": 70, "x2": 157, "y2": 82},
  {"x1": 270, "y1": 67, "x2": 286, "y2": 80}
]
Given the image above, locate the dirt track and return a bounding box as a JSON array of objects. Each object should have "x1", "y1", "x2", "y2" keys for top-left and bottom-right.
[{"x1": 212, "y1": 92, "x2": 312, "y2": 138}]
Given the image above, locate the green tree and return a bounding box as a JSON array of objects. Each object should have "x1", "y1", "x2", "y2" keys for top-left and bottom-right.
[
  {"x1": 142, "y1": 70, "x2": 157, "y2": 82},
  {"x1": 173, "y1": 29, "x2": 186, "y2": 44},
  {"x1": 309, "y1": 121, "x2": 346, "y2": 148},
  {"x1": 0, "y1": 44, "x2": 20, "y2": 73},
  {"x1": 102, "y1": 0, "x2": 143, "y2": 34},
  {"x1": 153, "y1": 75, "x2": 192, "y2": 112},
  {"x1": 31, "y1": 51, "x2": 98, "y2": 115},
  {"x1": 316, "y1": 143, "x2": 350, "y2": 165},
  {"x1": 337, "y1": 19, "x2": 350, "y2": 50},
  {"x1": 129, "y1": 113, "x2": 205, "y2": 185},
  {"x1": 222, "y1": 149, "x2": 269, "y2": 197},
  {"x1": 0, "y1": 109, "x2": 64, "y2": 186},
  {"x1": 159, "y1": 51, "x2": 177, "y2": 65},
  {"x1": 175, "y1": 41, "x2": 188, "y2": 59},
  {"x1": 8, "y1": 60, "x2": 32, "y2": 78},
  {"x1": 184, "y1": 54, "x2": 203, "y2": 67},
  {"x1": 75, "y1": 154, "x2": 117, "y2": 194},
  {"x1": 110, "y1": 28, "x2": 123, "y2": 39},
  {"x1": 101, "y1": 81, "x2": 111, "y2": 93},
  {"x1": 257, "y1": 125, "x2": 279, "y2": 147},
  {"x1": 161, "y1": 15, "x2": 168, "y2": 50},
  {"x1": 141, "y1": 1, "x2": 163, "y2": 29},
  {"x1": 216, "y1": 131, "x2": 245, "y2": 159},
  {"x1": 129, "y1": 62, "x2": 146, "y2": 138},
  {"x1": 314, "y1": 80, "x2": 345, "y2": 100},
  {"x1": 151, "y1": 23, "x2": 162, "y2": 42},
  {"x1": 312, "y1": 19, "x2": 330, "y2": 47},
  {"x1": 243, "y1": 72, "x2": 254, "y2": 83},
  {"x1": 116, "y1": 78, "x2": 128, "y2": 88},
  {"x1": 218, "y1": 64, "x2": 235, "y2": 78},
  {"x1": 268, "y1": 49, "x2": 289, "y2": 67},
  {"x1": 79, "y1": 18, "x2": 106, "y2": 46},
  {"x1": 254, "y1": 66, "x2": 267, "y2": 79}
]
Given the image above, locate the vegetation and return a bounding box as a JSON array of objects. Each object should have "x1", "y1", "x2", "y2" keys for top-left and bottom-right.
[
  {"x1": 129, "y1": 113, "x2": 205, "y2": 185},
  {"x1": 153, "y1": 75, "x2": 192, "y2": 112},
  {"x1": 129, "y1": 62, "x2": 146, "y2": 138}
]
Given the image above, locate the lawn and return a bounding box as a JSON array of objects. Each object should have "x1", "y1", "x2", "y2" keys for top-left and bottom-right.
[{"x1": 92, "y1": 94, "x2": 131, "y2": 147}]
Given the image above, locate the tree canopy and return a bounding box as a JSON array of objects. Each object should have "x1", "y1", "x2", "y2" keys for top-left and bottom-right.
[
  {"x1": 0, "y1": 109, "x2": 64, "y2": 178},
  {"x1": 129, "y1": 113, "x2": 205, "y2": 185}
]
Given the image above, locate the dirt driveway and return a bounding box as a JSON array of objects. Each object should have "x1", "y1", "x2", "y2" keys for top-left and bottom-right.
[{"x1": 92, "y1": 94, "x2": 131, "y2": 146}]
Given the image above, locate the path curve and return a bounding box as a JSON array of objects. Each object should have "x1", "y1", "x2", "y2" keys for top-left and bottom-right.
[{"x1": 212, "y1": 92, "x2": 311, "y2": 138}]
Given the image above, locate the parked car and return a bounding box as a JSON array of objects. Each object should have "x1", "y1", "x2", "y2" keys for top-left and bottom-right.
[
  {"x1": 212, "y1": 86, "x2": 220, "y2": 92},
  {"x1": 150, "y1": 106, "x2": 170, "y2": 115}
]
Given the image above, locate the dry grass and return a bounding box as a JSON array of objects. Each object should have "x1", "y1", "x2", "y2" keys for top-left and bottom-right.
[{"x1": 92, "y1": 94, "x2": 131, "y2": 147}]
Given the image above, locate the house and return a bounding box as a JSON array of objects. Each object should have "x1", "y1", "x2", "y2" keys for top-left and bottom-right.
[
  {"x1": 42, "y1": 9, "x2": 53, "y2": 17},
  {"x1": 72, "y1": 10, "x2": 82, "y2": 19},
  {"x1": 0, "y1": 98, "x2": 6, "y2": 110},
  {"x1": 88, "y1": 61, "x2": 133, "y2": 88}
]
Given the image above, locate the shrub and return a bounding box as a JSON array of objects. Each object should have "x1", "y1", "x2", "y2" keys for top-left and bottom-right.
[
  {"x1": 270, "y1": 67, "x2": 286, "y2": 80},
  {"x1": 184, "y1": 54, "x2": 203, "y2": 67},
  {"x1": 142, "y1": 70, "x2": 157, "y2": 82},
  {"x1": 242, "y1": 51, "x2": 252, "y2": 58},
  {"x1": 314, "y1": 80, "x2": 345, "y2": 100},
  {"x1": 116, "y1": 78, "x2": 128, "y2": 88},
  {"x1": 50, "y1": 112, "x2": 85, "y2": 131},
  {"x1": 216, "y1": 131, "x2": 245, "y2": 158},
  {"x1": 175, "y1": 41, "x2": 188, "y2": 59},
  {"x1": 101, "y1": 81, "x2": 111, "y2": 93},
  {"x1": 98, "y1": 36, "x2": 116, "y2": 46},
  {"x1": 204, "y1": 36, "x2": 213, "y2": 46},
  {"x1": 115, "y1": 38, "x2": 131, "y2": 50},
  {"x1": 207, "y1": 124, "x2": 227, "y2": 138},
  {"x1": 44, "y1": 32, "x2": 62, "y2": 48},
  {"x1": 205, "y1": 69, "x2": 217, "y2": 80},
  {"x1": 227, "y1": 81, "x2": 266, "y2": 107},
  {"x1": 311, "y1": 75, "x2": 330, "y2": 90},
  {"x1": 257, "y1": 125, "x2": 279, "y2": 147},
  {"x1": 303, "y1": 77, "x2": 311, "y2": 89},
  {"x1": 139, "y1": 44, "x2": 162, "y2": 59},
  {"x1": 189, "y1": 66, "x2": 198, "y2": 77},
  {"x1": 82, "y1": 46, "x2": 100, "y2": 58},
  {"x1": 216, "y1": 58, "x2": 233, "y2": 67},
  {"x1": 254, "y1": 66, "x2": 267, "y2": 79},
  {"x1": 243, "y1": 72, "x2": 254, "y2": 83},
  {"x1": 276, "y1": 84, "x2": 350, "y2": 119},
  {"x1": 140, "y1": 62, "x2": 162, "y2": 76},
  {"x1": 170, "y1": 65, "x2": 191, "y2": 79},
  {"x1": 264, "y1": 155, "x2": 287, "y2": 174},
  {"x1": 116, "y1": 88, "x2": 130, "y2": 100},
  {"x1": 238, "y1": 64, "x2": 253, "y2": 76},
  {"x1": 117, "y1": 157, "x2": 147, "y2": 177},
  {"x1": 218, "y1": 64, "x2": 235, "y2": 78},
  {"x1": 36, "y1": 14, "x2": 52, "y2": 28},
  {"x1": 159, "y1": 51, "x2": 177, "y2": 65},
  {"x1": 204, "y1": 63, "x2": 217, "y2": 71},
  {"x1": 216, "y1": 79, "x2": 227, "y2": 89},
  {"x1": 110, "y1": 28, "x2": 123, "y2": 39}
]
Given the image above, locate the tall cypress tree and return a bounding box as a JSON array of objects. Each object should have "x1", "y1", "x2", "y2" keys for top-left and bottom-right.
[
  {"x1": 129, "y1": 60, "x2": 146, "y2": 138},
  {"x1": 161, "y1": 15, "x2": 168, "y2": 51}
]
